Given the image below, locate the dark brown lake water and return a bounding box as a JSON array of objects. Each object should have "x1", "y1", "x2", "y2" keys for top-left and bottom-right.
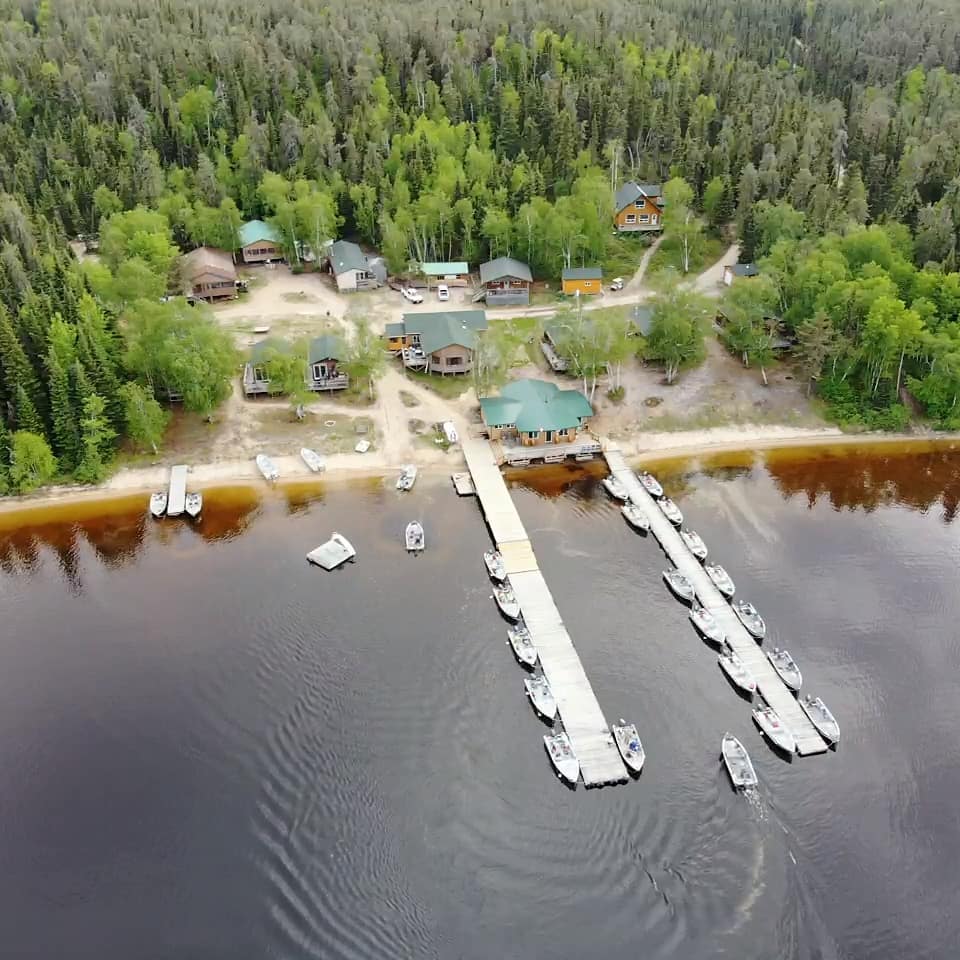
[{"x1": 1, "y1": 442, "x2": 959, "y2": 960}]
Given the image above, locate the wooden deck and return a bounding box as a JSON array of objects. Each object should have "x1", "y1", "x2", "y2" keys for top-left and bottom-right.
[
  {"x1": 605, "y1": 449, "x2": 828, "y2": 756},
  {"x1": 462, "y1": 438, "x2": 628, "y2": 786}
]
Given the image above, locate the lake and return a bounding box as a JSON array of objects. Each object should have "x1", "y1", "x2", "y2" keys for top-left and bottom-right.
[{"x1": 1, "y1": 442, "x2": 958, "y2": 960}]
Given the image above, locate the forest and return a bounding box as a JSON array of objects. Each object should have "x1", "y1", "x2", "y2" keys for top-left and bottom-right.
[{"x1": 4, "y1": 0, "x2": 960, "y2": 490}]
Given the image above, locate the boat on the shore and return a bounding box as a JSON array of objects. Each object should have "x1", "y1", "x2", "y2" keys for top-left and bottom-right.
[
  {"x1": 149, "y1": 492, "x2": 167, "y2": 518},
  {"x1": 256, "y1": 454, "x2": 279, "y2": 482},
  {"x1": 300, "y1": 447, "x2": 325, "y2": 473},
  {"x1": 602, "y1": 475, "x2": 629, "y2": 500},
  {"x1": 638, "y1": 471, "x2": 663, "y2": 498},
  {"x1": 689, "y1": 602, "x2": 725, "y2": 645},
  {"x1": 705, "y1": 563, "x2": 736, "y2": 599},
  {"x1": 658, "y1": 497, "x2": 683, "y2": 525},
  {"x1": 543, "y1": 731, "x2": 579, "y2": 784},
  {"x1": 621, "y1": 502, "x2": 649, "y2": 532},
  {"x1": 484, "y1": 549, "x2": 507, "y2": 582},
  {"x1": 185, "y1": 492, "x2": 203, "y2": 519},
  {"x1": 718, "y1": 642, "x2": 757, "y2": 696},
  {"x1": 753, "y1": 701, "x2": 797, "y2": 755},
  {"x1": 507, "y1": 623, "x2": 538, "y2": 667},
  {"x1": 493, "y1": 581, "x2": 521, "y2": 620},
  {"x1": 396, "y1": 464, "x2": 418, "y2": 491},
  {"x1": 525, "y1": 673, "x2": 557, "y2": 721},
  {"x1": 611, "y1": 719, "x2": 645, "y2": 774},
  {"x1": 733, "y1": 600, "x2": 766, "y2": 640},
  {"x1": 663, "y1": 569, "x2": 695, "y2": 604},
  {"x1": 767, "y1": 647, "x2": 802, "y2": 692},
  {"x1": 405, "y1": 520, "x2": 425, "y2": 552},
  {"x1": 680, "y1": 528, "x2": 708, "y2": 561},
  {"x1": 721, "y1": 733, "x2": 758, "y2": 789},
  {"x1": 801, "y1": 695, "x2": 840, "y2": 744}
]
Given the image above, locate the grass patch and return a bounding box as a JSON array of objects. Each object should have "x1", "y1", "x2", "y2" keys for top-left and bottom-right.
[
  {"x1": 402, "y1": 368, "x2": 471, "y2": 399},
  {"x1": 253, "y1": 408, "x2": 377, "y2": 453},
  {"x1": 600, "y1": 233, "x2": 653, "y2": 281},
  {"x1": 399, "y1": 390, "x2": 420, "y2": 408},
  {"x1": 647, "y1": 233, "x2": 727, "y2": 279},
  {"x1": 327, "y1": 384, "x2": 377, "y2": 408},
  {"x1": 281, "y1": 291, "x2": 317, "y2": 303}
]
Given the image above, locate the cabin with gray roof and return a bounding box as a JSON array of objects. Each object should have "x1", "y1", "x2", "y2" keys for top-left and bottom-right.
[
  {"x1": 385, "y1": 309, "x2": 487, "y2": 375},
  {"x1": 181, "y1": 246, "x2": 237, "y2": 300},
  {"x1": 325, "y1": 239, "x2": 384, "y2": 292},
  {"x1": 243, "y1": 334, "x2": 349, "y2": 396},
  {"x1": 480, "y1": 379, "x2": 593, "y2": 447},
  {"x1": 614, "y1": 182, "x2": 664, "y2": 233},
  {"x1": 239, "y1": 220, "x2": 284, "y2": 263},
  {"x1": 478, "y1": 256, "x2": 532, "y2": 306}
]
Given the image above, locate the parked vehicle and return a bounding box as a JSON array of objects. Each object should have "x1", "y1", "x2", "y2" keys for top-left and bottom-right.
[
  {"x1": 437, "y1": 284, "x2": 449, "y2": 301},
  {"x1": 401, "y1": 286, "x2": 423, "y2": 303},
  {"x1": 609, "y1": 277, "x2": 625, "y2": 291}
]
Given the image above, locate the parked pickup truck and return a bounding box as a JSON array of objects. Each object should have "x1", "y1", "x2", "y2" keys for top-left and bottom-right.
[
  {"x1": 609, "y1": 277, "x2": 625, "y2": 291},
  {"x1": 401, "y1": 286, "x2": 424, "y2": 303}
]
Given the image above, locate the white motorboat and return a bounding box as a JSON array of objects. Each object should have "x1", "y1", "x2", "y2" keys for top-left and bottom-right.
[
  {"x1": 300, "y1": 447, "x2": 325, "y2": 473},
  {"x1": 525, "y1": 674, "x2": 557, "y2": 720},
  {"x1": 658, "y1": 497, "x2": 683, "y2": 525},
  {"x1": 493, "y1": 581, "x2": 521, "y2": 620},
  {"x1": 306, "y1": 533, "x2": 357, "y2": 570},
  {"x1": 602, "y1": 475, "x2": 629, "y2": 500},
  {"x1": 507, "y1": 623, "x2": 538, "y2": 667},
  {"x1": 256, "y1": 454, "x2": 279, "y2": 482},
  {"x1": 442, "y1": 420, "x2": 458, "y2": 444},
  {"x1": 184, "y1": 492, "x2": 203, "y2": 518},
  {"x1": 705, "y1": 563, "x2": 736, "y2": 599},
  {"x1": 149, "y1": 492, "x2": 167, "y2": 518},
  {"x1": 543, "y1": 732, "x2": 579, "y2": 784},
  {"x1": 621, "y1": 502, "x2": 649, "y2": 532},
  {"x1": 611, "y1": 720, "x2": 645, "y2": 774},
  {"x1": 718, "y1": 643, "x2": 757, "y2": 696},
  {"x1": 721, "y1": 733, "x2": 758, "y2": 789},
  {"x1": 733, "y1": 600, "x2": 766, "y2": 641},
  {"x1": 405, "y1": 520, "x2": 425, "y2": 552},
  {"x1": 753, "y1": 701, "x2": 797, "y2": 754},
  {"x1": 638, "y1": 471, "x2": 663, "y2": 498},
  {"x1": 396, "y1": 464, "x2": 418, "y2": 491},
  {"x1": 767, "y1": 648, "x2": 802, "y2": 692},
  {"x1": 663, "y1": 569, "x2": 695, "y2": 604},
  {"x1": 689, "y1": 602, "x2": 725, "y2": 645},
  {"x1": 354, "y1": 439, "x2": 371, "y2": 453},
  {"x1": 680, "y1": 528, "x2": 708, "y2": 561},
  {"x1": 801, "y1": 695, "x2": 840, "y2": 744},
  {"x1": 484, "y1": 549, "x2": 507, "y2": 582}
]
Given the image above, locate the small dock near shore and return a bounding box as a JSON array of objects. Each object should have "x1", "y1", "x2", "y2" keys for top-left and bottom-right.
[
  {"x1": 605, "y1": 449, "x2": 828, "y2": 756},
  {"x1": 167, "y1": 465, "x2": 188, "y2": 518},
  {"x1": 462, "y1": 438, "x2": 627, "y2": 786}
]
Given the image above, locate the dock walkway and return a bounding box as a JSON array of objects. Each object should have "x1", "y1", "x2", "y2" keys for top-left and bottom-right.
[
  {"x1": 605, "y1": 449, "x2": 827, "y2": 756},
  {"x1": 462, "y1": 438, "x2": 627, "y2": 786},
  {"x1": 167, "y1": 464, "x2": 188, "y2": 518}
]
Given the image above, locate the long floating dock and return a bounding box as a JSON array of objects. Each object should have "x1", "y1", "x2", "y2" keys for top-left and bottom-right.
[
  {"x1": 167, "y1": 464, "x2": 188, "y2": 518},
  {"x1": 605, "y1": 449, "x2": 828, "y2": 756},
  {"x1": 462, "y1": 438, "x2": 628, "y2": 786}
]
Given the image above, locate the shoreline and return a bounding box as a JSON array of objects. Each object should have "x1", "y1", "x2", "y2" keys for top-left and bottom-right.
[{"x1": 2, "y1": 424, "x2": 959, "y2": 518}]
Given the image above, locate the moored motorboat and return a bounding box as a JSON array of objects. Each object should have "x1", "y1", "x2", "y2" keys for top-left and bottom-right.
[
  {"x1": 705, "y1": 562, "x2": 735, "y2": 599},
  {"x1": 621, "y1": 502, "x2": 649, "y2": 532},
  {"x1": 396, "y1": 464, "x2": 418, "y2": 491},
  {"x1": 801, "y1": 695, "x2": 840, "y2": 744},
  {"x1": 543, "y1": 731, "x2": 579, "y2": 783},
  {"x1": 638, "y1": 471, "x2": 663, "y2": 498},
  {"x1": 689, "y1": 602, "x2": 725, "y2": 645},
  {"x1": 483, "y1": 549, "x2": 507, "y2": 582},
  {"x1": 658, "y1": 497, "x2": 683, "y2": 525},
  {"x1": 663, "y1": 568, "x2": 695, "y2": 604},
  {"x1": 149, "y1": 492, "x2": 167, "y2": 518},
  {"x1": 256, "y1": 454, "x2": 279, "y2": 482},
  {"x1": 493, "y1": 580, "x2": 521, "y2": 620},
  {"x1": 721, "y1": 732, "x2": 758, "y2": 789},
  {"x1": 611, "y1": 719, "x2": 645, "y2": 774},
  {"x1": 184, "y1": 492, "x2": 203, "y2": 518},
  {"x1": 767, "y1": 647, "x2": 802, "y2": 692},
  {"x1": 733, "y1": 600, "x2": 766, "y2": 640},
  {"x1": 525, "y1": 673, "x2": 557, "y2": 721},
  {"x1": 405, "y1": 520, "x2": 425, "y2": 552},
  {"x1": 680, "y1": 528, "x2": 708, "y2": 561},
  {"x1": 753, "y1": 701, "x2": 797, "y2": 754},
  {"x1": 507, "y1": 623, "x2": 538, "y2": 667},
  {"x1": 300, "y1": 447, "x2": 325, "y2": 473},
  {"x1": 718, "y1": 642, "x2": 757, "y2": 696},
  {"x1": 602, "y1": 475, "x2": 629, "y2": 500}
]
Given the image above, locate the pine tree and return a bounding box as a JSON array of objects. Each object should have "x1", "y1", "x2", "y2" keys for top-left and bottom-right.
[
  {"x1": 0, "y1": 304, "x2": 41, "y2": 418},
  {"x1": 75, "y1": 393, "x2": 116, "y2": 484},
  {"x1": 14, "y1": 383, "x2": 44, "y2": 435},
  {"x1": 47, "y1": 353, "x2": 81, "y2": 468}
]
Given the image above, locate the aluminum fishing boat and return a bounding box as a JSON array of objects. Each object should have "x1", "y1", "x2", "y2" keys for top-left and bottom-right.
[
  {"x1": 525, "y1": 674, "x2": 557, "y2": 721},
  {"x1": 733, "y1": 600, "x2": 766, "y2": 640},
  {"x1": 621, "y1": 502, "x2": 649, "y2": 531},
  {"x1": 705, "y1": 562, "x2": 735, "y2": 599},
  {"x1": 721, "y1": 733, "x2": 758, "y2": 789},
  {"x1": 801, "y1": 695, "x2": 840, "y2": 744},
  {"x1": 718, "y1": 642, "x2": 757, "y2": 696},
  {"x1": 507, "y1": 623, "x2": 538, "y2": 667},
  {"x1": 300, "y1": 447, "x2": 325, "y2": 472},
  {"x1": 483, "y1": 549, "x2": 507, "y2": 582},
  {"x1": 753, "y1": 701, "x2": 797, "y2": 754},
  {"x1": 396, "y1": 464, "x2": 418, "y2": 491},
  {"x1": 767, "y1": 647, "x2": 802, "y2": 692},
  {"x1": 544, "y1": 732, "x2": 579, "y2": 783},
  {"x1": 658, "y1": 497, "x2": 683, "y2": 525},
  {"x1": 611, "y1": 720, "x2": 645, "y2": 774},
  {"x1": 149, "y1": 492, "x2": 167, "y2": 518},
  {"x1": 602, "y1": 475, "x2": 629, "y2": 500},
  {"x1": 663, "y1": 569, "x2": 695, "y2": 603},
  {"x1": 689, "y1": 602, "x2": 725, "y2": 645},
  {"x1": 405, "y1": 520, "x2": 425, "y2": 552},
  {"x1": 184, "y1": 492, "x2": 202, "y2": 518},
  {"x1": 256, "y1": 454, "x2": 279, "y2": 482},
  {"x1": 493, "y1": 581, "x2": 521, "y2": 620},
  {"x1": 680, "y1": 528, "x2": 708, "y2": 561},
  {"x1": 638, "y1": 471, "x2": 663, "y2": 498}
]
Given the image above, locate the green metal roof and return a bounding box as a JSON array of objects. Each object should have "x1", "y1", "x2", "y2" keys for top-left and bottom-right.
[
  {"x1": 421, "y1": 261, "x2": 469, "y2": 275},
  {"x1": 307, "y1": 334, "x2": 346, "y2": 364},
  {"x1": 402, "y1": 310, "x2": 487, "y2": 354},
  {"x1": 249, "y1": 337, "x2": 293, "y2": 363},
  {"x1": 239, "y1": 219, "x2": 282, "y2": 247},
  {"x1": 480, "y1": 379, "x2": 592, "y2": 433},
  {"x1": 384, "y1": 322, "x2": 405, "y2": 338},
  {"x1": 327, "y1": 239, "x2": 367, "y2": 275},
  {"x1": 562, "y1": 266, "x2": 602, "y2": 281}
]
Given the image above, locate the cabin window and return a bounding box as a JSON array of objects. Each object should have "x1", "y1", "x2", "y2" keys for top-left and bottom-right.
[
  {"x1": 526, "y1": 431, "x2": 538, "y2": 440},
  {"x1": 545, "y1": 430, "x2": 555, "y2": 443},
  {"x1": 447, "y1": 355, "x2": 464, "y2": 366},
  {"x1": 410, "y1": 333, "x2": 421, "y2": 345},
  {"x1": 625, "y1": 214, "x2": 637, "y2": 224},
  {"x1": 635, "y1": 201, "x2": 645, "y2": 210},
  {"x1": 253, "y1": 365, "x2": 267, "y2": 382},
  {"x1": 312, "y1": 362, "x2": 330, "y2": 380},
  {"x1": 583, "y1": 281, "x2": 593, "y2": 287},
  {"x1": 639, "y1": 214, "x2": 650, "y2": 223}
]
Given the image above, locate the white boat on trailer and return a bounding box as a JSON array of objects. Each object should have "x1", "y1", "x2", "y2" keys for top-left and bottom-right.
[
  {"x1": 658, "y1": 497, "x2": 683, "y2": 525},
  {"x1": 300, "y1": 447, "x2": 325, "y2": 473},
  {"x1": 733, "y1": 600, "x2": 766, "y2": 641},
  {"x1": 184, "y1": 492, "x2": 203, "y2": 518},
  {"x1": 611, "y1": 719, "x2": 645, "y2": 774},
  {"x1": 149, "y1": 492, "x2": 167, "y2": 518},
  {"x1": 663, "y1": 569, "x2": 695, "y2": 604},
  {"x1": 405, "y1": 521, "x2": 425, "y2": 552},
  {"x1": 638, "y1": 471, "x2": 663, "y2": 498},
  {"x1": 680, "y1": 528, "x2": 708, "y2": 561},
  {"x1": 704, "y1": 563, "x2": 736, "y2": 599},
  {"x1": 621, "y1": 501, "x2": 649, "y2": 531},
  {"x1": 753, "y1": 701, "x2": 797, "y2": 755},
  {"x1": 602, "y1": 475, "x2": 630, "y2": 500},
  {"x1": 721, "y1": 733, "x2": 758, "y2": 789},
  {"x1": 767, "y1": 647, "x2": 802, "y2": 692},
  {"x1": 483, "y1": 549, "x2": 507, "y2": 582},
  {"x1": 689, "y1": 602, "x2": 725, "y2": 645},
  {"x1": 524, "y1": 673, "x2": 557, "y2": 721},
  {"x1": 718, "y1": 642, "x2": 757, "y2": 696},
  {"x1": 801, "y1": 695, "x2": 840, "y2": 744},
  {"x1": 396, "y1": 464, "x2": 418, "y2": 491},
  {"x1": 493, "y1": 580, "x2": 521, "y2": 620},
  {"x1": 256, "y1": 454, "x2": 279, "y2": 482},
  {"x1": 543, "y1": 731, "x2": 579, "y2": 784},
  {"x1": 507, "y1": 623, "x2": 538, "y2": 667}
]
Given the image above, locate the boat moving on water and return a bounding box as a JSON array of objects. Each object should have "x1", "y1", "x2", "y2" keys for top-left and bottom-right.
[
  {"x1": 621, "y1": 502, "x2": 649, "y2": 531},
  {"x1": 507, "y1": 623, "x2": 538, "y2": 667},
  {"x1": 396, "y1": 464, "x2": 418, "y2": 491},
  {"x1": 611, "y1": 720, "x2": 645, "y2": 773},
  {"x1": 484, "y1": 549, "x2": 507, "y2": 582},
  {"x1": 721, "y1": 733, "x2": 759, "y2": 789},
  {"x1": 493, "y1": 581, "x2": 521, "y2": 620},
  {"x1": 405, "y1": 521, "x2": 425, "y2": 552},
  {"x1": 663, "y1": 569, "x2": 695, "y2": 604},
  {"x1": 801, "y1": 695, "x2": 840, "y2": 744},
  {"x1": 602, "y1": 475, "x2": 629, "y2": 500},
  {"x1": 753, "y1": 701, "x2": 797, "y2": 754},
  {"x1": 767, "y1": 647, "x2": 802, "y2": 692},
  {"x1": 705, "y1": 563, "x2": 735, "y2": 598},
  {"x1": 525, "y1": 674, "x2": 557, "y2": 720},
  {"x1": 256, "y1": 454, "x2": 279, "y2": 482},
  {"x1": 543, "y1": 732, "x2": 579, "y2": 784},
  {"x1": 638, "y1": 471, "x2": 663, "y2": 498},
  {"x1": 149, "y1": 492, "x2": 167, "y2": 518},
  {"x1": 733, "y1": 600, "x2": 766, "y2": 640},
  {"x1": 658, "y1": 497, "x2": 683, "y2": 525},
  {"x1": 690, "y1": 602, "x2": 725, "y2": 645},
  {"x1": 718, "y1": 642, "x2": 757, "y2": 696},
  {"x1": 680, "y1": 528, "x2": 708, "y2": 561}
]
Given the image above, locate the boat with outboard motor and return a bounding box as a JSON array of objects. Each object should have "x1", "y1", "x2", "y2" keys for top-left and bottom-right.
[
  {"x1": 658, "y1": 497, "x2": 683, "y2": 525},
  {"x1": 184, "y1": 492, "x2": 203, "y2": 518},
  {"x1": 680, "y1": 528, "x2": 708, "y2": 561},
  {"x1": 753, "y1": 700, "x2": 797, "y2": 754},
  {"x1": 801, "y1": 694, "x2": 840, "y2": 744},
  {"x1": 149, "y1": 492, "x2": 167, "y2": 518},
  {"x1": 405, "y1": 520, "x2": 425, "y2": 552},
  {"x1": 602, "y1": 475, "x2": 629, "y2": 500},
  {"x1": 705, "y1": 562, "x2": 735, "y2": 599},
  {"x1": 493, "y1": 580, "x2": 521, "y2": 620},
  {"x1": 767, "y1": 647, "x2": 802, "y2": 692},
  {"x1": 663, "y1": 569, "x2": 695, "y2": 603},
  {"x1": 483, "y1": 549, "x2": 507, "y2": 582},
  {"x1": 689, "y1": 602, "x2": 725, "y2": 645},
  {"x1": 525, "y1": 673, "x2": 557, "y2": 720},
  {"x1": 721, "y1": 733, "x2": 758, "y2": 789},
  {"x1": 543, "y1": 731, "x2": 579, "y2": 783},
  {"x1": 396, "y1": 464, "x2": 418, "y2": 491},
  {"x1": 507, "y1": 623, "x2": 538, "y2": 667},
  {"x1": 733, "y1": 600, "x2": 766, "y2": 640},
  {"x1": 718, "y1": 642, "x2": 757, "y2": 696},
  {"x1": 611, "y1": 719, "x2": 645, "y2": 774},
  {"x1": 638, "y1": 471, "x2": 663, "y2": 498},
  {"x1": 621, "y1": 502, "x2": 649, "y2": 532}
]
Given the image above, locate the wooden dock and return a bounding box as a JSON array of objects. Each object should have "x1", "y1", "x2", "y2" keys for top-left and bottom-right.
[
  {"x1": 167, "y1": 464, "x2": 188, "y2": 518},
  {"x1": 605, "y1": 449, "x2": 828, "y2": 756},
  {"x1": 462, "y1": 438, "x2": 628, "y2": 786}
]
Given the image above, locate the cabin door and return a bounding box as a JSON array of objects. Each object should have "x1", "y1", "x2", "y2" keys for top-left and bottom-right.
[{"x1": 545, "y1": 430, "x2": 555, "y2": 444}]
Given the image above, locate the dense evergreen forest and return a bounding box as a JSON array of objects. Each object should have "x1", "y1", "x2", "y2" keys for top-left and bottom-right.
[{"x1": 4, "y1": 0, "x2": 960, "y2": 490}]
